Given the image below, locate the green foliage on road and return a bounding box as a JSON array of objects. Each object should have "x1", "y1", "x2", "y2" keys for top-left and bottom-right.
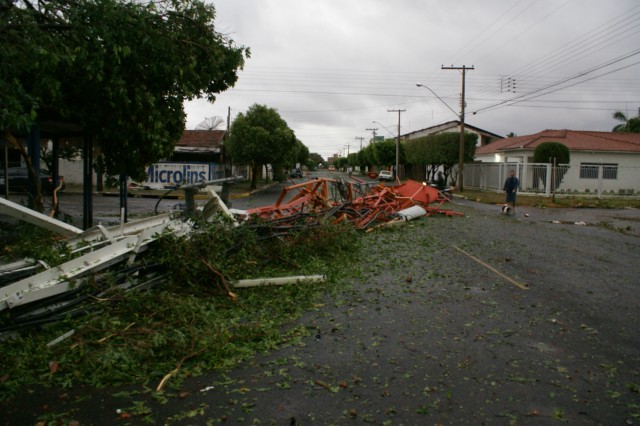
[{"x1": 0, "y1": 220, "x2": 359, "y2": 400}]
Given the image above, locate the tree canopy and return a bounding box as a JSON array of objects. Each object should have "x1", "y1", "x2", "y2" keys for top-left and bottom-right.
[
  {"x1": 533, "y1": 142, "x2": 570, "y2": 164},
  {"x1": 226, "y1": 104, "x2": 299, "y2": 189},
  {"x1": 532, "y1": 141, "x2": 570, "y2": 192},
  {"x1": 405, "y1": 132, "x2": 477, "y2": 182},
  {"x1": 1, "y1": 0, "x2": 248, "y2": 180},
  {"x1": 308, "y1": 152, "x2": 325, "y2": 169}
]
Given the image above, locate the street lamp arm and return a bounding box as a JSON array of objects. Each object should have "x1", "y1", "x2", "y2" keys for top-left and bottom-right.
[
  {"x1": 416, "y1": 83, "x2": 459, "y2": 118},
  {"x1": 372, "y1": 121, "x2": 396, "y2": 138}
]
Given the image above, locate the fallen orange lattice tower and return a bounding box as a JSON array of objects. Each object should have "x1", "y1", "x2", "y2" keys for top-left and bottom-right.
[{"x1": 242, "y1": 177, "x2": 462, "y2": 230}]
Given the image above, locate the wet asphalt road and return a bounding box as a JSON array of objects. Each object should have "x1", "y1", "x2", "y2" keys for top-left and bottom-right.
[{"x1": 1, "y1": 174, "x2": 639, "y2": 424}]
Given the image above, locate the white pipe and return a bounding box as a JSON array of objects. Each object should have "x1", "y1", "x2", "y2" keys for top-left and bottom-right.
[
  {"x1": 395, "y1": 205, "x2": 427, "y2": 221},
  {"x1": 233, "y1": 274, "x2": 326, "y2": 288}
]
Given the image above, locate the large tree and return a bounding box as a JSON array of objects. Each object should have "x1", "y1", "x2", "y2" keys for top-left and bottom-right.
[
  {"x1": 1, "y1": 0, "x2": 248, "y2": 186},
  {"x1": 373, "y1": 139, "x2": 401, "y2": 169},
  {"x1": 405, "y1": 132, "x2": 477, "y2": 184},
  {"x1": 226, "y1": 104, "x2": 297, "y2": 189},
  {"x1": 308, "y1": 152, "x2": 325, "y2": 169}
]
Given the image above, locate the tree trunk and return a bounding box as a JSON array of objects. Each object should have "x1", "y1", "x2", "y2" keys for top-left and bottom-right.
[
  {"x1": 3, "y1": 130, "x2": 44, "y2": 212},
  {"x1": 250, "y1": 163, "x2": 259, "y2": 190}
]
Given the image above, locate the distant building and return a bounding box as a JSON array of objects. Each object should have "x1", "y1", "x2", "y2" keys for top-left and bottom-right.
[
  {"x1": 138, "y1": 129, "x2": 231, "y2": 188},
  {"x1": 171, "y1": 130, "x2": 225, "y2": 163},
  {"x1": 402, "y1": 120, "x2": 504, "y2": 147},
  {"x1": 56, "y1": 130, "x2": 233, "y2": 187}
]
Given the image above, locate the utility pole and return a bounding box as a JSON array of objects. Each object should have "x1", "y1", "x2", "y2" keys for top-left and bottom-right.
[
  {"x1": 442, "y1": 65, "x2": 474, "y2": 192},
  {"x1": 355, "y1": 136, "x2": 365, "y2": 151},
  {"x1": 365, "y1": 128, "x2": 378, "y2": 145},
  {"x1": 345, "y1": 144, "x2": 350, "y2": 157},
  {"x1": 388, "y1": 109, "x2": 405, "y2": 179}
]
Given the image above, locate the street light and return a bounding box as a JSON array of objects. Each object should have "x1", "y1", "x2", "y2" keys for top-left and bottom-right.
[
  {"x1": 372, "y1": 121, "x2": 395, "y2": 137},
  {"x1": 416, "y1": 83, "x2": 464, "y2": 191},
  {"x1": 415, "y1": 84, "x2": 458, "y2": 118}
]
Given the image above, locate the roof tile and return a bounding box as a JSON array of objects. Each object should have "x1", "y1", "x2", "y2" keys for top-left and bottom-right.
[
  {"x1": 177, "y1": 130, "x2": 225, "y2": 148},
  {"x1": 476, "y1": 129, "x2": 640, "y2": 155}
]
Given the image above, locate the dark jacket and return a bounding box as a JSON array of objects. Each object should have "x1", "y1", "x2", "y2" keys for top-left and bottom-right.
[{"x1": 503, "y1": 176, "x2": 519, "y2": 193}]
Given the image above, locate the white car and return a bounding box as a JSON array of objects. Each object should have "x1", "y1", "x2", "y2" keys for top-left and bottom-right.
[{"x1": 378, "y1": 170, "x2": 393, "y2": 181}]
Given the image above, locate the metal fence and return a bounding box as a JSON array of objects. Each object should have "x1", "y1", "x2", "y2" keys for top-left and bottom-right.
[{"x1": 464, "y1": 162, "x2": 638, "y2": 197}]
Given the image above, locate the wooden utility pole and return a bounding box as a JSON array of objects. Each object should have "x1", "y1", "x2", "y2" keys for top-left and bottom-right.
[
  {"x1": 442, "y1": 65, "x2": 474, "y2": 191},
  {"x1": 355, "y1": 136, "x2": 365, "y2": 151},
  {"x1": 388, "y1": 109, "x2": 405, "y2": 179}
]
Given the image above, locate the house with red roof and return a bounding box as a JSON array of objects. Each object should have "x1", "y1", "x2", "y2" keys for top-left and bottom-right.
[
  {"x1": 474, "y1": 129, "x2": 640, "y2": 194},
  {"x1": 172, "y1": 130, "x2": 225, "y2": 163}
]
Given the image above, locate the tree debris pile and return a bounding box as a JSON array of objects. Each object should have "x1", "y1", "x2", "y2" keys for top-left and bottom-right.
[
  {"x1": 0, "y1": 196, "x2": 359, "y2": 395},
  {"x1": 232, "y1": 177, "x2": 462, "y2": 231}
]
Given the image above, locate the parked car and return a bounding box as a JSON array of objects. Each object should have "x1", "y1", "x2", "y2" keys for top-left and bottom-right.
[
  {"x1": 289, "y1": 168, "x2": 303, "y2": 179},
  {"x1": 328, "y1": 165, "x2": 336, "y2": 171},
  {"x1": 377, "y1": 170, "x2": 393, "y2": 181},
  {"x1": 0, "y1": 167, "x2": 64, "y2": 194}
]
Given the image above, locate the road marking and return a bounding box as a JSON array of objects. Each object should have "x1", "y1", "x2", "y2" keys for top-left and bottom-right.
[{"x1": 451, "y1": 245, "x2": 529, "y2": 290}]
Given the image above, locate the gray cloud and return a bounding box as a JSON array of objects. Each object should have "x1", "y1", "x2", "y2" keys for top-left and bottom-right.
[{"x1": 186, "y1": 0, "x2": 640, "y2": 158}]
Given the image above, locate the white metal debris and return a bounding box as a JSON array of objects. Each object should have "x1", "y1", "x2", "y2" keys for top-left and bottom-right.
[{"x1": 0, "y1": 196, "x2": 83, "y2": 237}]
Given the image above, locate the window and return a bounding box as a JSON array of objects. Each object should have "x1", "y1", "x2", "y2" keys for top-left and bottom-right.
[
  {"x1": 579, "y1": 163, "x2": 598, "y2": 179},
  {"x1": 579, "y1": 163, "x2": 618, "y2": 180},
  {"x1": 602, "y1": 164, "x2": 618, "y2": 180}
]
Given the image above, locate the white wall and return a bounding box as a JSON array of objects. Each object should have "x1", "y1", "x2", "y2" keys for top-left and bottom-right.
[
  {"x1": 473, "y1": 150, "x2": 640, "y2": 194},
  {"x1": 59, "y1": 158, "x2": 84, "y2": 185},
  {"x1": 559, "y1": 152, "x2": 639, "y2": 194}
]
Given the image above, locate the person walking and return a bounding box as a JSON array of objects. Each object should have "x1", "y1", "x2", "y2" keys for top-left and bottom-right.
[{"x1": 503, "y1": 169, "x2": 519, "y2": 214}]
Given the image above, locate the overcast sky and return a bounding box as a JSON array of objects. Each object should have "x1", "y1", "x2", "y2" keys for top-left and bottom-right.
[{"x1": 184, "y1": 0, "x2": 640, "y2": 160}]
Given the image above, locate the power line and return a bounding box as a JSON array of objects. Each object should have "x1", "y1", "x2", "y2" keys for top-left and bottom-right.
[
  {"x1": 474, "y1": 54, "x2": 640, "y2": 115},
  {"x1": 468, "y1": 5, "x2": 640, "y2": 97},
  {"x1": 448, "y1": 0, "x2": 530, "y2": 64},
  {"x1": 509, "y1": 5, "x2": 640, "y2": 79},
  {"x1": 471, "y1": 0, "x2": 574, "y2": 66}
]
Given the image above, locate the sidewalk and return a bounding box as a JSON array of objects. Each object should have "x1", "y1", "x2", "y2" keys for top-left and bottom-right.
[{"x1": 454, "y1": 197, "x2": 640, "y2": 237}]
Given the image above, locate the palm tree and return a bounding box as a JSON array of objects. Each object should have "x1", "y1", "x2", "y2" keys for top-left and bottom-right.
[
  {"x1": 612, "y1": 111, "x2": 630, "y2": 131},
  {"x1": 612, "y1": 110, "x2": 640, "y2": 132}
]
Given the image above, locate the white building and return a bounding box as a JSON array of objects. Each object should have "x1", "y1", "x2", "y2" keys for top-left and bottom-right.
[
  {"x1": 474, "y1": 129, "x2": 640, "y2": 195},
  {"x1": 402, "y1": 120, "x2": 503, "y2": 147}
]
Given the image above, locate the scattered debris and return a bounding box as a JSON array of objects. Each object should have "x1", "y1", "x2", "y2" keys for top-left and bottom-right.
[
  {"x1": 0, "y1": 195, "x2": 193, "y2": 335},
  {"x1": 551, "y1": 220, "x2": 591, "y2": 226},
  {"x1": 233, "y1": 275, "x2": 326, "y2": 288},
  {"x1": 0, "y1": 177, "x2": 462, "y2": 335},
  {"x1": 46, "y1": 329, "x2": 75, "y2": 347},
  {"x1": 232, "y1": 177, "x2": 462, "y2": 231},
  {"x1": 0, "y1": 196, "x2": 82, "y2": 237}
]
